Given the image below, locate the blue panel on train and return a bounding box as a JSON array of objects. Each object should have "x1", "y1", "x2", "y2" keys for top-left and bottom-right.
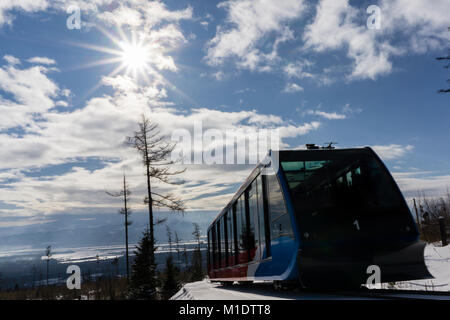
[{"x1": 254, "y1": 236, "x2": 297, "y2": 279}]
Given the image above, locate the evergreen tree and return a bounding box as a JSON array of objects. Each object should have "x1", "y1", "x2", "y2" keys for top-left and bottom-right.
[
  {"x1": 161, "y1": 255, "x2": 180, "y2": 300},
  {"x1": 190, "y1": 250, "x2": 204, "y2": 282},
  {"x1": 129, "y1": 229, "x2": 157, "y2": 299}
]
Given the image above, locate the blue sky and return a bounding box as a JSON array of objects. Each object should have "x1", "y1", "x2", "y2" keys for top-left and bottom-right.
[{"x1": 0, "y1": 0, "x2": 449, "y2": 247}]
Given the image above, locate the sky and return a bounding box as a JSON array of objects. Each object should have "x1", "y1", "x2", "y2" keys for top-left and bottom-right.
[{"x1": 0, "y1": 0, "x2": 449, "y2": 248}]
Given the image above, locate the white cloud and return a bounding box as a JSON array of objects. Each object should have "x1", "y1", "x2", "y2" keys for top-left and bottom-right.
[
  {"x1": 0, "y1": 0, "x2": 48, "y2": 27},
  {"x1": 278, "y1": 121, "x2": 321, "y2": 137},
  {"x1": 380, "y1": 0, "x2": 450, "y2": 53},
  {"x1": 393, "y1": 172, "x2": 450, "y2": 201},
  {"x1": 283, "y1": 82, "x2": 304, "y2": 93},
  {"x1": 212, "y1": 71, "x2": 226, "y2": 81},
  {"x1": 55, "y1": 100, "x2": 69, "y2": 107},
  {"x1": 303, "y1": 0, "x2": 393, "y2": 80},
  {"x1": 3, "y1": 55, "x2": 20, "y2": 65},
  {"x1": 283, "y1": 60, "x2": 314, "y2": 79},
  {"x1": 206, "y1": 0, "x2": 305, "y2": 71},
  {"x1": 97, "y1": 4, "x2": 143, "y2": 27},
  {"x1": 342, "y1": 103, "x2": 362, "y2": 114},
  {"x1": 96, "y1": 1, "x2": 192, "y2": 28},
  {"x1": 27, "y1": 56, "x2": 57, "y2": 65},
  {"x1": 304, "y1": 109, "x2": 346, "y2": 120},
  {"x1": 371, "y1": 144, "x2": 414, "y2": 160},
  {"x1": 0, "y1": 61, "x2": 62, "y2": 130},
  {"x1": 247, "y1": 113, "x2": 283, "y2": 125},
  {"x1": 303, "y1": 0, "x2": 450, "y2": 80}
]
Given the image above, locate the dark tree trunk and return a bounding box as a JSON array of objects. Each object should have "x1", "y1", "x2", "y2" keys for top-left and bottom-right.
[
  {"x1": 124, "y1": 176, "x2": 130, "y2": 283},
  {"x1": 143, "y1": 133, "x2": 155, "y2": 265}
]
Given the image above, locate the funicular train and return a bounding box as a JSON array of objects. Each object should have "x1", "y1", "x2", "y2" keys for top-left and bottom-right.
[{"x1": 207, "y1": 146, "x2": 432, "y2": 288}]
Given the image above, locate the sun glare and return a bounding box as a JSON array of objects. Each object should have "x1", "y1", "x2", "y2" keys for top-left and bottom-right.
[
  {"x1": 72, "y1": 27, "x2": 190, "y2": 98},
  {"x1": 120, "y1": 42, "x2": 149, "y2": 72},
  {"x1": 72, "y1": 27, "x2": 157, "y2": 82}
]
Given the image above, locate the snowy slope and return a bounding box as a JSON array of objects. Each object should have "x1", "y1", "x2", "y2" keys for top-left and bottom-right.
[
  {"x1": 393, "y1": 243, "x2": 450, "y2": 291},
  {"x1": 172, "y1": 244, "x2": 449, "y2": 300}
]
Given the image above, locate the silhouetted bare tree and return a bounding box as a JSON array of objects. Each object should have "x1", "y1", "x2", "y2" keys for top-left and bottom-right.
[
  {"x1": 107, "y1": 174, "x2": 132, "y2": 282},
  {"x1": 437, "y1": 49, "x2": 450, "y2": 93},
  {"x1": 45, "y1": 246, "x2": 52, "y2": 286},
  {"x1": 127, "y1": 114, "x2": 186, "y2": 267},
  {"x1": 174, "y1": 231, "x2": 181, "y2": 267},
  {"x1": 192, "y1": 223, "x2": 201, "y2": 247},
  {"x1": 166, "y1": 225, "x2": 173, "y2": 256}
]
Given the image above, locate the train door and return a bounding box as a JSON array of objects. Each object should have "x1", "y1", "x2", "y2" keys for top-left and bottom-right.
[
  {"x1": 236, "y1": 194, "x2": 248, "y2": 264},
  {"x1": 247, "y1": 175, "x2": 272, "y2": 261},
  {"x1": 247, "y1": 179, "x2": 260, "y2": 261},
  {"x1": 257, "y1": 175, "x2": 271, "y2": 259}
]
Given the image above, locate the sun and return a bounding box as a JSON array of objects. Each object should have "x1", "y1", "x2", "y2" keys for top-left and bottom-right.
[
  {"x1": 119, "y1": 42, "x2": 150, "y2": 73},
  {"x1": 70, "y1": 27, "x2": 194, "y2": 101},
  {"x1": 71, "y1": 28, "x2": 156, "y2": 81}
]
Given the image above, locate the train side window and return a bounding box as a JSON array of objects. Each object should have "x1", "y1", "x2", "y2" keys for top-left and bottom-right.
[
  {"x1": 232, "y1": 202, "x2": 239, "y2": 262},
  {"x1": 235, "y1": 200, "x2": 241, "y2": 263},
  {"x1": 267, "y1": 174, "x2": 294, "y2": 239},
  {"x1": 272, "y1": 214, "x2": 294, "y2": 238},
  {"x1": 247, "y1": 180, "x2": 258, "y2": 258},
  {"x1": 227, "y1": 209, "x2": 234, "y2": 266},
  {"x1": 236, "y1": 195, "x2": 247, "y2": 263},
  {"x1": 222, "y1": 214, "x2": 228, "y2": 267},
  {"x1": 207, "y1": 230, "x2": 211, "y2": 268},
  {"x1": 212, "y1": 225, "x2": 217, "y2": 269},
  {"x1": 216, "y1": 222, "x2": 221, "y2": 268},
  {"x1": 336, "y1": 176, "x2": 345, "y2": 188},
  {"x1": 346, "y1": 171, "x2": 353, "y2": 187}
]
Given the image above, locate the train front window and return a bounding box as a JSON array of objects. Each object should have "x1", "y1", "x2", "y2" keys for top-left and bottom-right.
[{"x1": 280, "y1": 152, "x2": 415, "y2": 244}]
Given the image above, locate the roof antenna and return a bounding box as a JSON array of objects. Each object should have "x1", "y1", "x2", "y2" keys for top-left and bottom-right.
[
  {"x1": 323, "y1": 142, "x2": 338, "y2": 149},
  {"x1": 306, "y1": 144, "x2": 320, "y2": 150}
]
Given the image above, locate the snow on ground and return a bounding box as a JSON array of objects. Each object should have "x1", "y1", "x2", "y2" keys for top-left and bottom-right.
[
  {"x1": 0, "y1": 240, "x2": 204, "y2": 264},
  {"x1": 170, "y1": 280, "x2": 372, "y2": 300},
  {"x1": 392, "y1": 243, "x2": 450, "y2": 291},
  {"x1": 172, "y1": 243, "x2": 450, "y2": 300}
]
